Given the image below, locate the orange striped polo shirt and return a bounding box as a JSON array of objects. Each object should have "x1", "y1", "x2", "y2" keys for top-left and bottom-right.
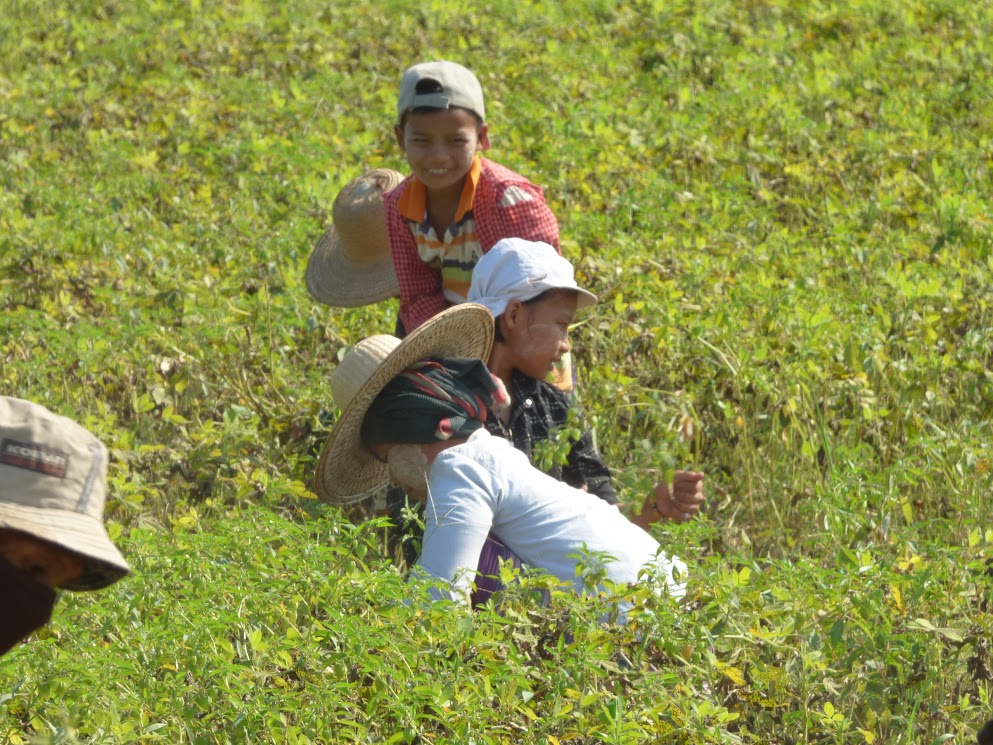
[{"x1": 396, "y1": 157, "x2": 483, "y2": 304}]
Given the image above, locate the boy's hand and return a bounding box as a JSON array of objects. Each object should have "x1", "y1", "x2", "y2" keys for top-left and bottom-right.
[
  {"x1": 656, "y1": 471, "x2": 705, "y2": 522},
  {"x1": 633, "y1": 471, "x2": 705, "y2": 528}
]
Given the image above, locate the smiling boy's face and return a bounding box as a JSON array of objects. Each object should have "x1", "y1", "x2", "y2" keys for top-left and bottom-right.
[
  {"x1": 500, "y1": 290, "x2": 579, "y2": 381},
  {"x1": 395, "y1": 108, "x2": 490, "y2": 197}
]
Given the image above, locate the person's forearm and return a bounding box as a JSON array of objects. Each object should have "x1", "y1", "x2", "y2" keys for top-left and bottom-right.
[{"x1": 413, "y1": 523, "x2": 491, "y2": 602}]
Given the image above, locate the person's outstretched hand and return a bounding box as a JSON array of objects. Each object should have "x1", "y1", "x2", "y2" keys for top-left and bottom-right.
[{"x1": 633, "y1": 471, "x2": 705, "y2": 529}]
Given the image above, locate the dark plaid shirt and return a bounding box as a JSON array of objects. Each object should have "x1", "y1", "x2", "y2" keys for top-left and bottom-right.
[{"x1": 484, "y1": 370, "x2": 617, "y2": 505}]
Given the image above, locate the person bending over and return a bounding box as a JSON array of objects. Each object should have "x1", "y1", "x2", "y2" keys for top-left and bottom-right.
[{"x1": 313, "y1": 305, "x2": 686, "y2": 618}]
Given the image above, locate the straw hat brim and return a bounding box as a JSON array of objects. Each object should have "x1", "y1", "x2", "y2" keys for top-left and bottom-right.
[
  {"x1": 305, "y1": 226, "x2": 400, "y2": 307},
  {"x1": 314, "y1": 304, "x2": 494, "y2": 504},
  {"x1": 0, "y1": 501, "x2": 130, "y2": 591}
]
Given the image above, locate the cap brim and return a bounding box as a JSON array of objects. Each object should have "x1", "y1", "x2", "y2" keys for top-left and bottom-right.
[
  {"x1": 305, "y1": 227, "x2": 399, "y2": 307},
  {"x1": 473, "y1": 287, "x2": 598, "y2": 320},
  {"x1": 314, "y1": 304, "x2": 494, "y2": 503},
  {"x1": 575, "y1": 288, "x2": 598, "y2": 309},
  {"x1": 0, "y1": 501, "x2": 130, "y2": 591}
]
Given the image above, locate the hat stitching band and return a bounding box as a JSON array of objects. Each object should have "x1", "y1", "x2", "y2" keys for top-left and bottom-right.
[{"x1": 75, "y1": 442, "x2": 102, "y2": 514}]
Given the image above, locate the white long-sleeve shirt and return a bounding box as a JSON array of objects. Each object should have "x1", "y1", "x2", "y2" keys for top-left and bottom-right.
[{"x1": 413, "y1": 429, "x2": 687, "y2": 618}]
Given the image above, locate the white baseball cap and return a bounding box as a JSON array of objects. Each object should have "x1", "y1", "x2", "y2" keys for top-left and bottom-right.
[
  {"x1": 397, "y1": 61, "x2": 485, "y2": 123},
  {"x1": 468, "y1": 238, "x2": 598, "y2": 318},
  {"x1": 0, "y1": 397, "x2": 130, "y2": 590}
]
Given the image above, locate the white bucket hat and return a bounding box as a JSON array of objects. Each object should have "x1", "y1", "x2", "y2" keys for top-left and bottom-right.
[
  {"x1": 314, "y1": 304, "x2": 494, "y2": 504},
  {"x1": 305, "y1": 168, "x2": 404, "y2": 308},
  {"x1": 467, "y1": 237, "x2": 597, "y2": 318},
  {"x1": 0, "y1": 397, "x2": 130, "y2": 590}
]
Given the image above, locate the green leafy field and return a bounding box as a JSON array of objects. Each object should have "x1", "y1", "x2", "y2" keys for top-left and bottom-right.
[{"x1": 2, "y1": 0, "x2": 992, "y2": 742}]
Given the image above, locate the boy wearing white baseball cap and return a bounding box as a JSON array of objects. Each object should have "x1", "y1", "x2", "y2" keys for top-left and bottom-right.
[
  {"x1": 385, "y1": 61, "x2": 561, "y2": 337},
  {"x1": 0, "y1": 397, "x2": 130, "y2": 655}
]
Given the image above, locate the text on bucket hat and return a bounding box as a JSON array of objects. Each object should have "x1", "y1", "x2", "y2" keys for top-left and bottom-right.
[
  {"x1": 314, "y1": 304, "x2": 494, "y2": 504},
  {"x1": 305, "y1": 169, "x2": 404, "y2": 308},
  {"x1": 467, "y1": 237, "x2": 598, "y2": 319},
  {"x1": 0, "y1": 398, "x2": 130, "y2": 591},
  {"x1": 397, "y1": 61, "x2": 485, "y2": 123}
]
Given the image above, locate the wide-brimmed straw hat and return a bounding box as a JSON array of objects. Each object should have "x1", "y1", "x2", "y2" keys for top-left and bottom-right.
[
  {"x1": 0, "y1": 397, "x2": 131, "y2": 591},
  {"x1": 314, "y1": 304, "x2": 494, "y2": 504},
  {"x1": 305, "y1": 168, "x2": 404, "y2": 307}
]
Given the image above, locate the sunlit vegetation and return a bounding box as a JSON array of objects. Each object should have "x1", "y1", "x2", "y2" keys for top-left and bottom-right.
[{"x1": 2, "y1": 0, "x2": 991, "y2": 742}]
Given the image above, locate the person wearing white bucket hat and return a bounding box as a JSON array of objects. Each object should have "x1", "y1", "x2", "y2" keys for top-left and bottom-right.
[
  {"x1": 468, "y1": 238, "x2": 706, "y2": 525},
  {"x1": 305, "y1": 168, "x2": 405, "y2": 308},
  {"x1": 313, "y1": 304, "x2": 687, "y2": 620},
  {"x1": 381, "y1": 240, "x2": 705, "y2": 605},
  {"x1": 0, "y1": 397, "x2": 130, "y2": 656}
]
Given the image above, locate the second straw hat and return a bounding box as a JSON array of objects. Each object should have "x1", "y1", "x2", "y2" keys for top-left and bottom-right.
[
  {"x1": 305, "y1": 169, "x2": 403, "y2": 307},
  {"x1": 314, "y1": 303, "x2": 494, "y2": 504}
]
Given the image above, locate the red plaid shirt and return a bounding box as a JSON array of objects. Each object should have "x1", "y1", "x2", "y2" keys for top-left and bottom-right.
[{"x1": 384, "y1": 157, "x2": 560, "y2": 334}]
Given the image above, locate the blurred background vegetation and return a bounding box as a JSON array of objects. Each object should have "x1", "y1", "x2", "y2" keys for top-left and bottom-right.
[{"x1": 1, "y1": 1, "x2": 991, "y2": 742}]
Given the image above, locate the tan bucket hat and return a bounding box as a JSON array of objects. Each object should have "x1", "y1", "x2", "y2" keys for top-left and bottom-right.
[
  {"x1": 0, "y1": 397, "x2": 130, "y2": 590},
  {"x1": 305, "y1": 168, "x2": 404, "y2": 307},
  {"x1": 314, "y1": 303, "x2": 494, "y2": 504}
]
